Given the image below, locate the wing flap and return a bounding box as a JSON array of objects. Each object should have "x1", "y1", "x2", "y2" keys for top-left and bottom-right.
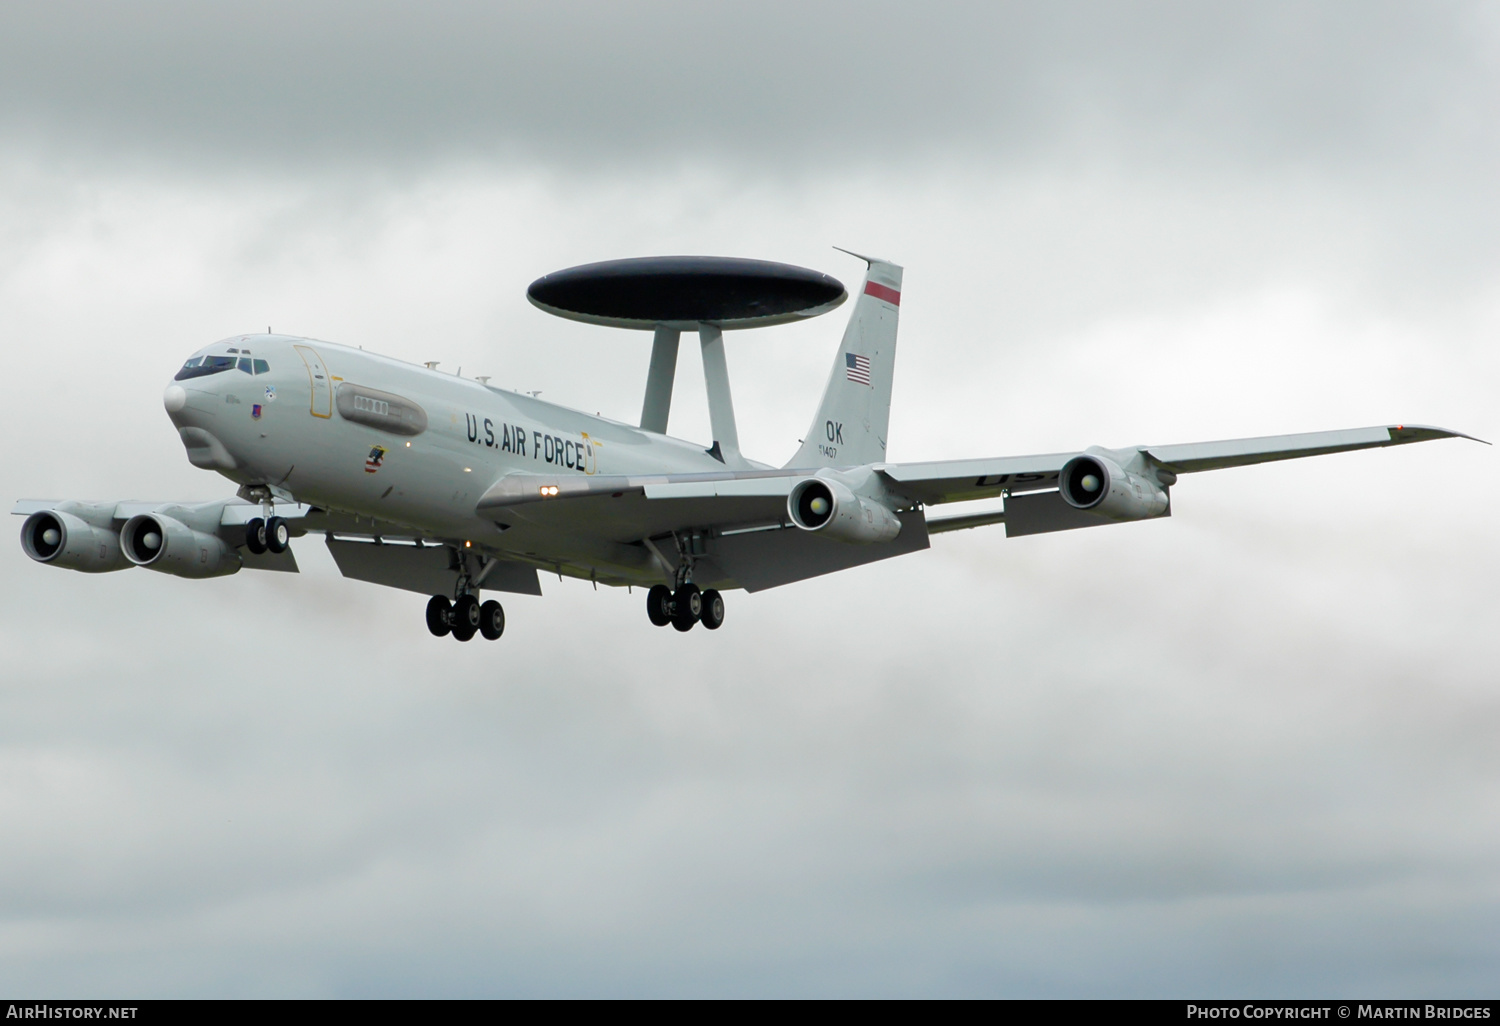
[
  {"x1": 1003, "y1": 490, "x2": 1129, "y2": 537},
  {"x1": 924, "y1": 509, "x2": 1008, "y2": 534},
  {"x1": 879, "y1": 455, "x2": 1070, "y2": 505},
  {"x1": 643, "y1": 477, "x2": 797, "y2": 500},
  {"x1": 327, "y1": 538, "x2": 542, "y2": 597},
  {"x1": 709, "y1": 511, "x2": 930, "y2": 591}
]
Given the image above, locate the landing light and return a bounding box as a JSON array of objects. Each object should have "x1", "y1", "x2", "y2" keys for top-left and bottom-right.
[
  {"x1": 464, "y1": 540, "x2": 472, "y2": 548},
  {"x1": 540, "y1": 485, "x2": 560, "y2": 497}
]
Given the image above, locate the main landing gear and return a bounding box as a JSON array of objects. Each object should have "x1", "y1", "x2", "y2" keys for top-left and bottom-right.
[
  {"x1": 243, "y1": 516, "x2": 290, "y2": 555},
  {"x1": 426, "y1": 594, "x2": 505, "y2": 642},
  {"x1": 646, "y1": 583, "x2": 724, "y2": 632}
]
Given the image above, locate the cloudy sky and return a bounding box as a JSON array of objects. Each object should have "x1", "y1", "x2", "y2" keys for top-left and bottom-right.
[{"x1": 1, "y1": 1, "x2": 1497, "y2": 997}]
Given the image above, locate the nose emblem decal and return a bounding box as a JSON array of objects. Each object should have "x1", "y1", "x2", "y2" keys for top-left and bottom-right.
[{"x1": 252, "y1": 404, "x2": 262, "y2": 420}]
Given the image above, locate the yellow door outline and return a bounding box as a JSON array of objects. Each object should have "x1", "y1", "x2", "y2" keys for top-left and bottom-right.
[{"x1": 294, "y1": 345, "x2": 333, "y2": 419}]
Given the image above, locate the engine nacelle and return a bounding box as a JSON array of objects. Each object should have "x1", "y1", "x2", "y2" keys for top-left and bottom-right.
[
  {"x1": 1059, "y1": 453, "x2": 1170, "y2": 521},
  {"x1": 20, "y1": 510, "x2": 131, "y2": 573},
  {"x1": 788, "y1": 477, "x2": 902, "y2": 544},
  {"x1": 121, "y1": 514, "x2": 240, "y2": 579}
]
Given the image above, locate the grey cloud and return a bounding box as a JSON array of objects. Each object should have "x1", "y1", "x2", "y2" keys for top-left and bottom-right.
[
  {"x1": 0, "y1": 1, "x2": 1493, "y2": 178},
  {"x1": 1, "y1": 2, "x2": 1497, "y2": 997}
]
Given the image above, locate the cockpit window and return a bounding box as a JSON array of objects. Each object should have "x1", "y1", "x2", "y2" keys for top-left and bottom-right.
[
  {"x1": 174, "y1": 355, "x2": 239, "y2": 380},
  {"x1": 237, "y1": 357, "x2": 253, "y2": 373},
  {"x1": 253, "y1": 359, "x2": 270, "y2": 374}
]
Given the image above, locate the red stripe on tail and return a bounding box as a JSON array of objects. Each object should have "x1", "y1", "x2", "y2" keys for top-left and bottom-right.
[{"x1": 864, "y1": 281, "x2": 901, "y2": 306}]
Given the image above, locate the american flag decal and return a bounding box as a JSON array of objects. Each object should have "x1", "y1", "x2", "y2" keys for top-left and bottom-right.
[
  {"x1": 845, "y1": 352, "x2": 871, "y2": 386},
  {"x1": 365, "y1": 444, "x2": 388, "y2": 473}
]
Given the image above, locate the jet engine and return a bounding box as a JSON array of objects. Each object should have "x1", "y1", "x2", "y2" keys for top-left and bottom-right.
[
  {"x1": 121, "y1": 513, "x2": 240, "y2": 579},
  {"x1": 1059, "y1": 453, "x2": 1170, "y2": 521},
  {"x1": 20, "y1": 510, "x2": 131, "y2": 573},
  {"x1": 787, "y1": 477, "x2": 901, "y2": 544}
]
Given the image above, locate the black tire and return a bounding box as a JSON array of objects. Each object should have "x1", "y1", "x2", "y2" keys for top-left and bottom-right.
[
  {"x1": 245, "y1": 517, "x2": 267, "y2": 555},
  {"x1": 700, "y1": 589, "x2": 725, "y2": 630},
  {"x1": 480, "y1": 600, "x2": 505, "y2": 640},
  {"x1": 426, "y1": 595, "x2": 452, "y2": 637},
  {"x1": 671, "y1": 584, "x2": 700, "y2": 631},
  {"x1": 451, "y1": 594, "x2": 480, "y2": 641},
  {"x1": 646, "y1": 584, "x2": 673, "y2": 627},
  {"x1": 266, "y1": 516, "x2": 290, "y2": 554}
]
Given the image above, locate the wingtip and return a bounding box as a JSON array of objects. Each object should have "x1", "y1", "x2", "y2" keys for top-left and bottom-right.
[{"x1": 1389, "y1": 424, "x2": 1490, "y2": 445}]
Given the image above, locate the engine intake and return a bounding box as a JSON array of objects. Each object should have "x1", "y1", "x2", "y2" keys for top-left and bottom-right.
[
  {"x1": 787, "y1": 478, "x2": 901, "y2": 544},
  {"x1": 121, "y1": 514, "x2": 240, "y2": 579},
  {"x1": 20, "y1": 510, "x2": 131, "y2": 573},
  {"x1": 1059, "y1": 454, "x2": 1169, "y2": 521}
]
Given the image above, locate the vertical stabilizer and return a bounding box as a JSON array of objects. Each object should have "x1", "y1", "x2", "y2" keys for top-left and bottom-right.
[{"x1": 785, "y1": 254, "x2": 902, "y2": 468}]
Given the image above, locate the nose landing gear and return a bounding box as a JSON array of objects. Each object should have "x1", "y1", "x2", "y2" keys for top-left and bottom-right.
[
  {"x1": 243, "y1": 515, "x2": 290, "y2": 555},
  {"x1": 243, "y1": 515, "x2": 289, "y2": 555}
]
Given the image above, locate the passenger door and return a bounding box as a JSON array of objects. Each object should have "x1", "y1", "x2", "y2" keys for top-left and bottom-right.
[{"x1": 294, "y1": 345, "x2": 333, "y2": 419}]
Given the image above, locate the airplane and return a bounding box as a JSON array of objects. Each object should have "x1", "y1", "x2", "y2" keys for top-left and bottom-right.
[{"x1": 14, "y1": 252, "x2": 1480, "y2": 641}]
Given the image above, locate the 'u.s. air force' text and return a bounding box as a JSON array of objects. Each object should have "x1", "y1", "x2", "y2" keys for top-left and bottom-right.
[{"x1": 464, "y1": 414, "x2": 596, "y2": 473}]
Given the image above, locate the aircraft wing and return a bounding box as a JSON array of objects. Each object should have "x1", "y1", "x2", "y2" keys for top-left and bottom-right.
[
  {"x1": 476, "y1": 422, "x2": 1476, "y2": 549},
  {"x1": 887, "y1": 423, "x2": 1479, "y2": 537},
  {"x1": 881, "y1": 424, "x2": 1478, "y2": 506}
]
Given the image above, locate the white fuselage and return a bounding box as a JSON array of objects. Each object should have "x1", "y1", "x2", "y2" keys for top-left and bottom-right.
[{"x1": 165, "y1": 334, "x2": 762, "y2": 582}]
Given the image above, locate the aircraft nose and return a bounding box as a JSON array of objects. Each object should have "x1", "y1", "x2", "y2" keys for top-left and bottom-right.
[{"x1": 163, "y1": 384, "x2": 187, "y2": 414}]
